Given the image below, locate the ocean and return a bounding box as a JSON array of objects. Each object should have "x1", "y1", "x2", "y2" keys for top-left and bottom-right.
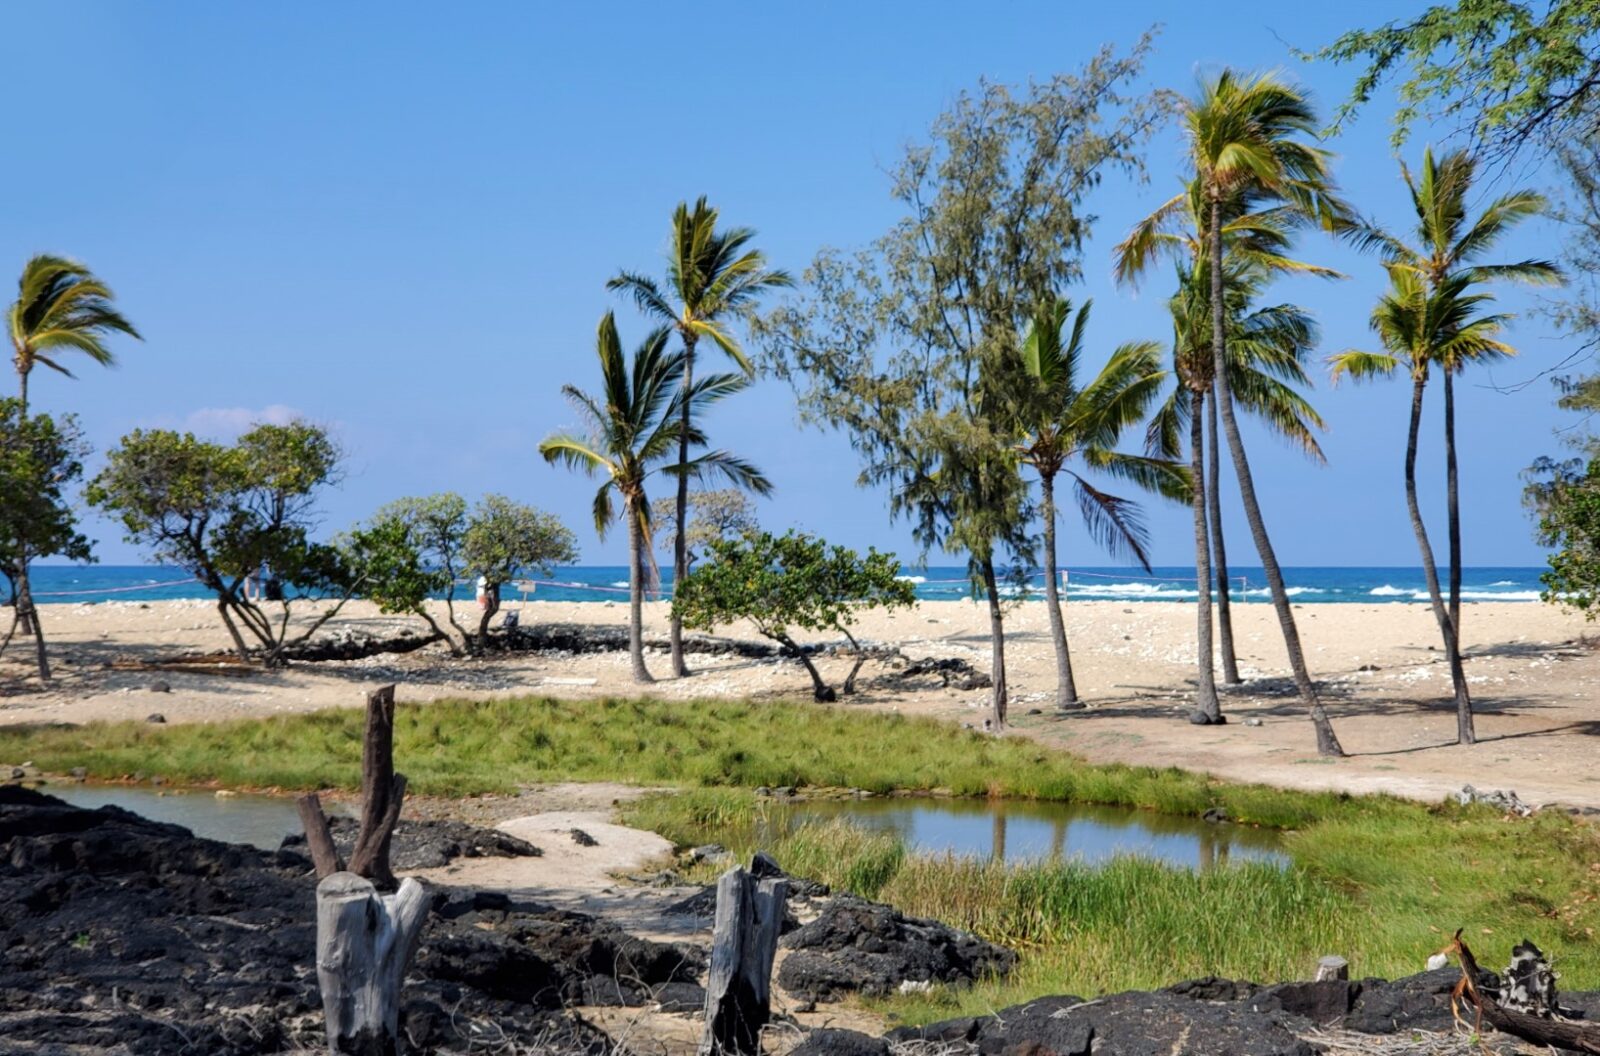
[{"x1": 23, "y1": 564, "x2": 1549, "y2": 606}]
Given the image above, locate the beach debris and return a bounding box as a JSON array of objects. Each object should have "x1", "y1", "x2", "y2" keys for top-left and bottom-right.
[
  {"x1": 701, "y1": 865, "x2": 788, "y2": 1056},
  {"x1": 1442, "y1": 930, "x2": 1600, "y2": 1052},
  {"x1": 1245, "y1": 717, "x2": 1264, "y2": 727},
  {"x1": 1455, "y1": 784, "x2": 1535, "y2": 816},
  {"x1": 894, "y1": 656, "x2": 992, "y2": 691},
  {"x1": 571, "y1": 827, "x2": 599, "y2": 847},
  {"x1": 145, "y1": 712, "x2": 167, "y2": 723}
]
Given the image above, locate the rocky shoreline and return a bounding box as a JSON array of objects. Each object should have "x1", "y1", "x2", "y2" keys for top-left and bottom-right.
[{"x1": 3, "y1": 786, "x2": 1595, "y2": 1055}]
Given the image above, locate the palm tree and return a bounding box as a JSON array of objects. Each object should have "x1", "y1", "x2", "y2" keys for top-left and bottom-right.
[
  {"x1": 539, "y1": 312, "x2": 771, "y2": 682},
  {"x1": 608, "y1": 199, "x2": 791, "y2": 677},
  {"x1": 1361, "y1": 148, "x2": 1561, "y2": 661},
  {"x1": 1118, "y1": 69, "x2": 1350, "y2": 757},
  {"x1": 7, "y1": 255, "x2": 140, "y2": 682},
  {"x1": 1149, "y1": 265, "x2": 1327, "y2": 718},
  {"x1": 1332, "y1": 267, "x2": 1513, "y2": 744},
  {"x1": 1001, "y1": 294, "x2": 1186, "y2": 710}
]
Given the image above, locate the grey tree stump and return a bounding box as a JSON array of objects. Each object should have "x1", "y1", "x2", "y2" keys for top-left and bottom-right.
[
  {"x1": 316, "y1": 871, "x2": 431, "y2": 1056},
  {"x1": 699, "y1": 866, "x2": 788, "y2": 1056},
  {"x1": 1315, "y1": 955, "x2": 1349, "y2": 981}
]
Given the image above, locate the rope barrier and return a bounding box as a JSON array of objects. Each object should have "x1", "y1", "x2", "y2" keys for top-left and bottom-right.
[{"x1": 34, "y1": 577, "x2": 201, "y2": 598}]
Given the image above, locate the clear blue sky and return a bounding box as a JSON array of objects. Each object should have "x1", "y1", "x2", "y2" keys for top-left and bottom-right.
[{"x1": 9, "y1": 2, "x2": 1583, "y2": 567}]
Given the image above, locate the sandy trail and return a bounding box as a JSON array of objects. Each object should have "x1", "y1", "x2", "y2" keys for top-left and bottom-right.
[{"x1": 3, "y1": 596, "x2": 1598, "y2": 809}]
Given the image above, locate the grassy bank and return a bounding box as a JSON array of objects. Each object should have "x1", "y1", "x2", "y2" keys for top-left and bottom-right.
[
  {"x1": 3, "y1": 695, "x2": 1597, "y2": 1011},
  {"x1": 624, "y1": 787, "x2": 1600, "y2": 1013}
]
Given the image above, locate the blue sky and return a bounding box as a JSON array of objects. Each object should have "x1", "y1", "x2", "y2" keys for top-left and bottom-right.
[{"x1": 9, "y1": 2, "x2": 1585, "y2": 567}]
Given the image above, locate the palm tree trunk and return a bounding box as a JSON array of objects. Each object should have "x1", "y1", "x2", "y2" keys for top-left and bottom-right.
[
  {"x1": 1405, "y1": 374, "x2": 1474, "y2": 744},
  {"x1": 1189, "y1": 390, "x2": 1223, "y2": 723},
  {"x1": 13, "y1": 365, "x2": 38, "y2": 645},
  {"x1": 627, "y1": 505, "x2": 654, "y2": 684},
  {"x1": 670, "y1": 334, "x2": 694, "y2": 678},
  {"x1": 1207, "y1": 386, "x2": 1241, "y2": 684},
  {"x1": 978, "y1": 556, "x2": 1008, "y2": 730},
  {"x1": 1444, "y1": 370, "x2": 1463, "y2": 647},
  {"x1": 1038, "y1": 473, "x2": 1079, "y2": 708},
  {"x1": 1209, "y1": 200, "x2": 1342, "y2": 756}
]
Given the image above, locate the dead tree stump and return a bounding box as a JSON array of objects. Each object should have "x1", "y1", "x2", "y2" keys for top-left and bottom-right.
[
  {"x1": 316, "y1": 872, "x2": 431, "y2": 1056},
  {"x1": 699, "y1": 865, "x2": 788, "y2": 1056},
  {"x1": 298, "y1": 685, "x2": 407, "y2": 888},
  {"x1": 1315, "y1": 955, "x2": 1349, "y2": 981}
]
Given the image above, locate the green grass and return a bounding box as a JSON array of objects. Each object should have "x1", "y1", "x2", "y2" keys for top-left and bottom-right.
[{"x1": 4, "y1": 694, "x2": 1597, "y2": 1017}]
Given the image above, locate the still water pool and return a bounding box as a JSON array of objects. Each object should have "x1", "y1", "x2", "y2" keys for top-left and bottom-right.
[
  {"x1": 785, "y1": 797, "x2": 1287, "y2": 870},
  {"x1": 46, "y1": 784, "x2": 339, "y2": 850}
]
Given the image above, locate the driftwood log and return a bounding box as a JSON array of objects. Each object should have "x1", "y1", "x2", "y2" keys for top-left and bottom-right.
[
  {"x1": 1450, "y1": 930, "x2": 1600, "y2": 1053},
  {"x1": 298, "y1": 685, "x2": 407, "y2": 888},
  {"x1": 699, "y1": 866, "x2": 788, "y2": 1056},
  {"x1": 316, "y1": 872, "x2": 431, "y2": 1056}
]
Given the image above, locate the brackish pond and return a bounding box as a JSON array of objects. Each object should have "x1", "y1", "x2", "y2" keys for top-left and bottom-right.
[
  {"x1": 46, "y1": 784, "x2": 335, "y2": 850},
  {"x1": 43, "y1": 784, "x2": 1288, "y2": 870},
  {"x1": 786, "y1": 797, "x2": 1288, "y2": 870}
]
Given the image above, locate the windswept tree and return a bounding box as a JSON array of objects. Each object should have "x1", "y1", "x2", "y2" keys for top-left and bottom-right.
[
  {"x1": 460, "y1": 495, "x2": 578, "y2": 651},
  {"x1": 1116, "y1": 69, "x2": 1350, "y2": 756},
  {"x1": 608, "y1": 200, "x2": 791, "y2": 678},
  {"x1": 994, "y1": 295, "x2": 1186, "y2": 710},
  {"x1": 7, "y1": 255, "x2": 139, "y2": 650},
  {"x1": 650, "y1": 488, "x2": 760, "y2": 568},
  {"x1": 0, "y1": 401, "x2": 92, "y2": 681},
  {"x1": 540, "y1": 312, "x2": 769, "y2": 683},
  {"x1": 760, "y1": 39, "x2": 1170, "y2": 730},
  {"x1": 369, "y1": 492, "x2": 471, "y2": 645},
  {"x1": 1332, "y1": 267, "x2": 1512, "y2": 744},
  {"x1": 675, "y1": 530, "x2": 917, "y2": 700},
  {"x1": 88, "y1": 422, "x2": 355, "y2": 665}
]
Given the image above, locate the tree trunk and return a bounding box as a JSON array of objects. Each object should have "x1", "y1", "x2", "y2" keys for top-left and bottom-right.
[
  {"x1": 1404, "y1": 375, "x2": 1475, "y2": 744},
  {"x1": 699, "y1": 866, "x2": 787, "y2": 1056},
  {"x1": 1209, "y1": 199, "x2": 1342, "y2": 756},
  {"x1": 670, "y1": 333, "x2": 696, "y2": 678},
  {"x1": 1207, "y1": 386, "x2": 1241, "y2": 685},
  {"x1": 1189, "y1": 391, "x2": 1223, "y2": 723},
  {"x1": 1444, "y1": 370, "x2": 1463, "y2": 650},
  {"x1": 778, "y1": 634, "x2": 834, "y2": 701},
  {"x1": 475, "y1": 583, "x2": 499, "y2": 654},
  {"x1": 979, "y1": 556, "x2": 1008, "y2": 730},
  {"x1": 628, "y1": 506, "x2": 655, "y2": 683},
  {"x1": 315, "y1": 873, "x2": 431, "y2": 1056},
  {"x1": 217, "y1": 599, "x2": 254, "y2": 662},
  {"x1": 296, "y1": 686, "x2": 410, "y2": 888},
  {"x1": 14, "y1": 569, "x2": 48, "y2": 682},
  {"x1": 1038, "y1": 473, "x2": 1079, "y2": 708}
]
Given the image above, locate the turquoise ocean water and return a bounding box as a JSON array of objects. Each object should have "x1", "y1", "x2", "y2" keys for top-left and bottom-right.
[{"x1": 23, "y1": 564, "x2": 1548, "y2": 605}]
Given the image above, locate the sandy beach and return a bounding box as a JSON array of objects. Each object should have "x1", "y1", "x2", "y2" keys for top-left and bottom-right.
[{"x1": 3, "y1": 596, "x2": 1597, "y2": 809}]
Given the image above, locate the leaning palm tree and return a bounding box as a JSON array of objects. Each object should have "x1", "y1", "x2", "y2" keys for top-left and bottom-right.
[
  {"x1": 1117, "y1": 69, "x2": 1350, "y2": 757},
  {"x1": 1149, "y1": 264, "x2": 1327, "y2": 716},
  {"x1": 1360, "y1": 148, "x2": 1561, "y2": 653},
  {"x1": 608, "y1": 200, "x2": 791, "y2": 677},
  {"x1": 7, "y1": 255, "x2": 140, "y2": 682},
  {"x1": 539, "y1": 312, "x2": 771, "y2": 683},
  {"x1": 1332, "y1": 269, "x2": 1515, "y2": 745},
  {"x1": 1001, "y1": 294, "x2": 1186, "y2": 711}
]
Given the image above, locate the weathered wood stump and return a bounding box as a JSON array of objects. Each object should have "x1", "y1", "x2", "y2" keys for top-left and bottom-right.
[
  {"x1": 1315, "y1": 955, "x2": 1349, "y2": 981},
  {"x1": 699, "y1": 866, "x2": 788, "y2": 1056},
  {"x1": 298, "y1": 685, "x2": 407, "y2": 887},
  {"x1": 316, "y1": 871, "x2": 431, "y2": 1056}
]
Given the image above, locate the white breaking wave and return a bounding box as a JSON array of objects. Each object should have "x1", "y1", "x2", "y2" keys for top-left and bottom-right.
[
  {"x1": 1489, "y1": 580, "x2": 1518, "y2": 587},
  {"x1": 1414, "y1": 589, "x2": 1541, "y2": 602},
  {"x1": 610, "y1": 581, "x2": 629, "y2": 588},
  {"x1": 1369, "y1": 585, "x2": 1408, "y2": 597},
  {"x1": 896, "y1": 575, "x2": 928, "y2": 583},
  {"x1": 1070, "y1": 582, "x2": 1199, "y2": 599}
]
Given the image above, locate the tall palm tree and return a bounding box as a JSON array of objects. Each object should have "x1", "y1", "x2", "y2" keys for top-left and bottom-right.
[
  {"x1": 1332, "y1": 267, "x2": 1512, "y2": 744},
  {"x1": 7, "y1": 255, "x2": 140, "y2": 682},
  {"x1": 1118, "y1": 69, "x2": 1350, "y2": 757},
  {"x1": 608, "y1": 199, "x2": 791, "y2": 677},
  {"x1": 1001, "y1": 294, "x2": 1186, "y2": 710},
  {"x1": 1361, "y1": 148, "x2": 1562, "y2": 655},
  {"x1": 539, "y1": 312, "x2": 770, "y2": 682},
  {"x1": 1149, "y1": 265, "x2": 1327, "y2": 718}
]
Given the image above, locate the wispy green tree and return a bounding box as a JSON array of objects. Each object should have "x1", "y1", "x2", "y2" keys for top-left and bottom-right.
[
  {"x1": 540, "y1": 312, "x2": 769, "y2": 682},
  {"x1": 650, "y1": 488, "x2": 760, "y2": 567},
  {"x1": 995, "y1": 294, "x2": 1185, "y2": 710},
  {"x1": 760, "y1": 39, "x2": 1170, "y2": 729},
  {"x1": 0, "y1": 401, "x2": 93, "y2": 680},
  {"x1": 608, "y1": 200, "x2": 791, "y2": 678}
]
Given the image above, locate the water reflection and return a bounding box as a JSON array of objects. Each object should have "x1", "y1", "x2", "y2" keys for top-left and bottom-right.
[
  {"x1": 787, "y1": 797, "x2": 1285, "y2": 870},
  {"x1": 47, "y1": 784, "x2": 321, "y2": 850}
]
